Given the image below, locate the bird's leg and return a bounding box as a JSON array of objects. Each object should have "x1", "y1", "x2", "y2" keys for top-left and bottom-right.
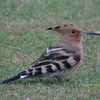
[{"x1": 56, "y1": 76, "x2": 65, "y2": 84}]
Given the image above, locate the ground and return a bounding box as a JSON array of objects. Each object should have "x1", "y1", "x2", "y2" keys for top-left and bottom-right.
[{"x1": 0, "y1": 0, "x2": 100, "y2": 100}]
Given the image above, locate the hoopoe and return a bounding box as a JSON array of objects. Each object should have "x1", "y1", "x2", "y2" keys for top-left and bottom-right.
[{"x1": 2, "y1": 24, "x2": 100, "y2": 83}]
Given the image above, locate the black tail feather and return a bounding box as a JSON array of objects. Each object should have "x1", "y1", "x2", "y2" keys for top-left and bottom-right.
[
  {"x1": 2, "y1": 75, "x2": 20, "y2": 84},
  {"x1": 2, "y1": 71, "x2": 27, "y2": 84}
]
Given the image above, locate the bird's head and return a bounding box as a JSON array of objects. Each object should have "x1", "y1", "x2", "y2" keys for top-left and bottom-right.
[{"x1": 47, "y1": 24, "x2": 100, "y2": 42}]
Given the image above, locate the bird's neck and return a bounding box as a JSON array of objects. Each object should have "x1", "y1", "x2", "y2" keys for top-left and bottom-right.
[
  {"x1": 59, "y1": 37, "x2": 83, "y2": 59},
  {"x1": 60, "y1": 35, "x2": 82, "y2": 43}
]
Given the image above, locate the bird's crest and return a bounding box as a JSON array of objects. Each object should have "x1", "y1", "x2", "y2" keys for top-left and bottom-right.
[{"x1": 47, "y1": 24, "x2": 82, "y2": 34}]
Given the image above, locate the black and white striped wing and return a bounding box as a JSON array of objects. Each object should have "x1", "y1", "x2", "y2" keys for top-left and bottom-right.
[
  {"x1": 26, "y1": 46, "x2": 80, "y2": 76},
  {"x1": 2, "y1": 46, "x2": 81, "y2": 84}
]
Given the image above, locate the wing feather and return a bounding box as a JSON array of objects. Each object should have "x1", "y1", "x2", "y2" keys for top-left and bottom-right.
[{"x1": 26, "y1": 46, "x2": 80, "y2": 76}]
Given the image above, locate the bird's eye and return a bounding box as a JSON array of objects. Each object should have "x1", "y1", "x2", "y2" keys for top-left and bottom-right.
[{"x1": 72, "y1": 30, "x2": 76, "y2": 34}]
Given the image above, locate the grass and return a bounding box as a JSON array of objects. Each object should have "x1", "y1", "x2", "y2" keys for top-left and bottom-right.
[{"x1": 0, "y1": 0, "x2": 100, "y2": 100}]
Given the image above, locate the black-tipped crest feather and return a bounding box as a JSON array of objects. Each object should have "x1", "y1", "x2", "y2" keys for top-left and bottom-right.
[{"x1": 47, "y1": 27, "x2": 53, "y2": 30}]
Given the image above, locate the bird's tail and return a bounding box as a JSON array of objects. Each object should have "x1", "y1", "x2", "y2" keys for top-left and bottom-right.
[{"x1": 2, "y1": 70, "x2": 28, "y2": 84}]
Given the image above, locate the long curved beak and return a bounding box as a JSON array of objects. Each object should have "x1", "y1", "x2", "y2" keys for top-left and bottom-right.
[{"x1": 82, "y1": 31, "x2": 100, "y2": 36}]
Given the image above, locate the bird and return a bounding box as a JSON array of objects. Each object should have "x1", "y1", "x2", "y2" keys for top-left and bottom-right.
[{"x1": 2, "y1": 24, "x2": 100, "y2": 84}]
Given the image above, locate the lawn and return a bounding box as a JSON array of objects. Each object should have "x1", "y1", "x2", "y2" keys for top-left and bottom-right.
[{"x1": 0, "y1": 0, "x2": 100, "y2": 100}]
